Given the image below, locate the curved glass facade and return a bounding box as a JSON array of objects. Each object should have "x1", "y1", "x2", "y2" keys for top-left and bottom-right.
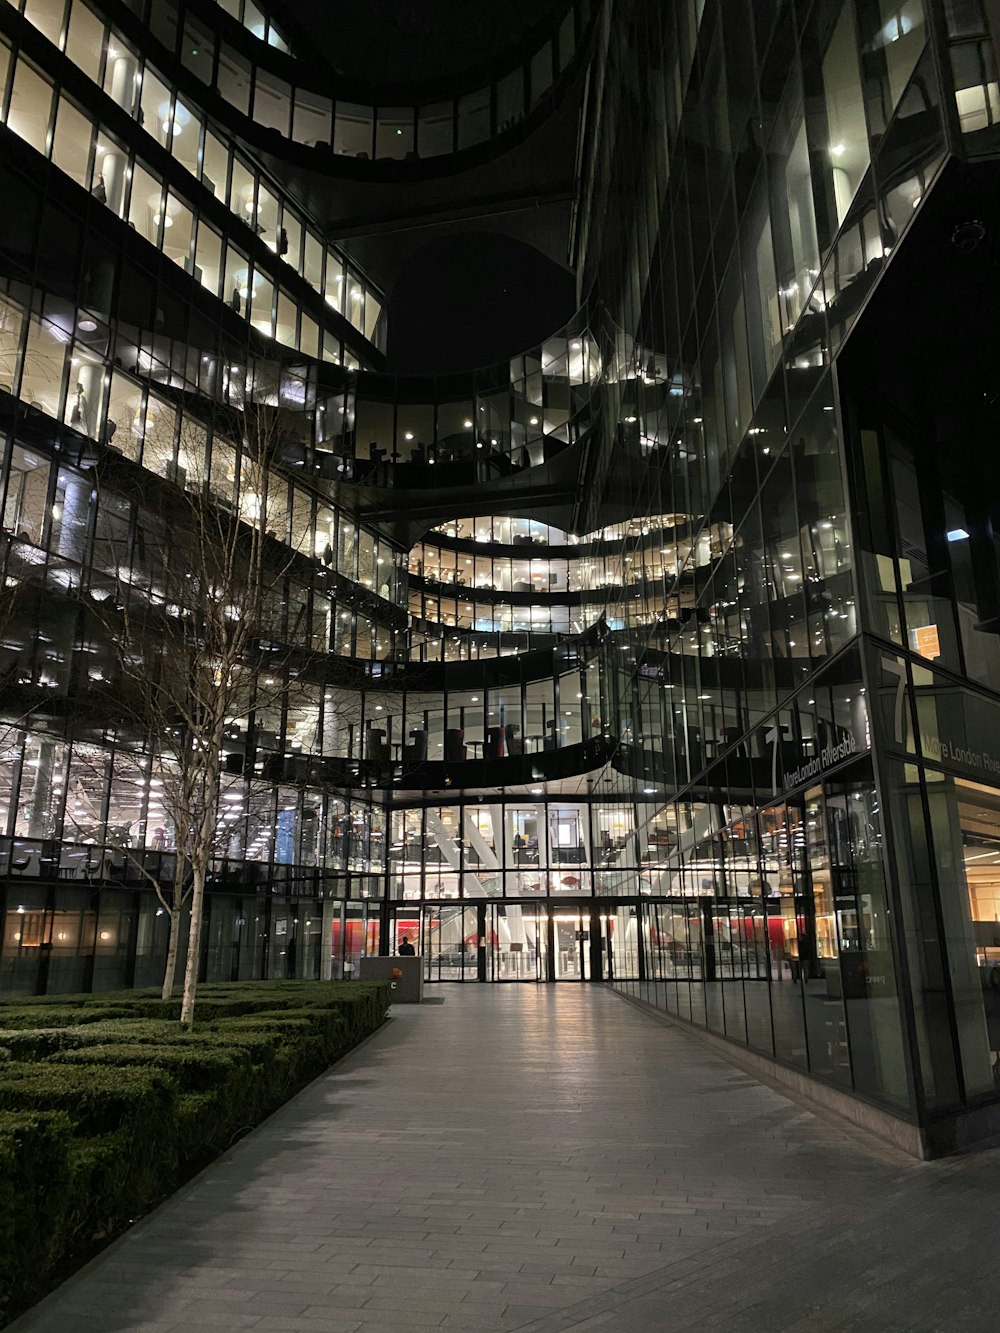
[
  {"x1": 2, "y1": 0, "x2": 385, "y2": 354},
  {"x1": 162, "y1": 0, "x2": 593, "y2": 164},
  {"x1": 4, "y1": 0, "x2": 1000, "y2": 1152}
]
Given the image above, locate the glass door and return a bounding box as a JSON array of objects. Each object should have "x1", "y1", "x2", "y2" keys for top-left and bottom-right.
[
  {"x1": 552, "y1": 907, "x2": 591, "y2": 980},
  {"x1": 489, "y1": 903, "x2": 548, "y2": 980},
  {"x1": 423, "y1": 904, "x2": 479, "y2": 981},
  {"x1": 608, "y1": 905, "x2": 640, "y2": 982}
]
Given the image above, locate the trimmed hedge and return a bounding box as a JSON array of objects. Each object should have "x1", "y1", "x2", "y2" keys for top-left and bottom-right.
[
  {"x1": 0, "y1": 981, "x2": 391, "y2": 1327},
  {"x1": 0, "y1": 1063, "x2": 177, "y2": 1138},
  {"x1": 0, "y1": 1111, "x2": 74, "y2": 1315},
  {"x1": 0, "y1": 1007, "x2": 136, "y2": 1030},
  {"x1": 49, "y1": 1043, "x2": 253, "y2": 1093}
]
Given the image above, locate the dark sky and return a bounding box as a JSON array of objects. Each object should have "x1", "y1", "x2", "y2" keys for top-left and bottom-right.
[
  {"x1": 275, "y1": 0, "x2": 568, "y2": 85},
  {"x1": 385, "y1": 233, "x2": 576, "y2": 375}
]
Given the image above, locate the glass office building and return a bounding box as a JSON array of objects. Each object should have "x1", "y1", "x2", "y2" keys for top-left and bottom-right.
[{"x1": 2, "y1": 0, "x2": 1000, "y2": 1152}]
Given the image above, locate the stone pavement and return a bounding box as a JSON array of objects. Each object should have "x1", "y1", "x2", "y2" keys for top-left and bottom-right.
[{"x1": 11, "y1": 986, "x2": 1000, "y2": 1333}]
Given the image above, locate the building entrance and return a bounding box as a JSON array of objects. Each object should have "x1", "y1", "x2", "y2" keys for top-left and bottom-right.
[{"x1": 389, "y1": 902, "x2": 614, "y2": 982}]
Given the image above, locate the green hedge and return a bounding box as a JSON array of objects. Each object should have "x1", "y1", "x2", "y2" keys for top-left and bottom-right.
[
  {"x1": 49, "y1": 1043, "x2": 253, "y2": 1093},
  {"x1": 0, "y1": 1063, "x2": 176, "y2": 1138},
  {"x1": 0, "y1": 1006, "x2": 136, "y2": 1030},
  {"x1": 0, "y1": 981, "x2": 391, "y2": 1327},
  {"x1": 0, "y1": 1111, "x2": 73, "y2": 1316}
]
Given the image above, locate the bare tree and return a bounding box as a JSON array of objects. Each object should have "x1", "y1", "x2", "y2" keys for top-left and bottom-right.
[{"x1": 90, "y1": 357, "x2": 318, "y2": 1023}]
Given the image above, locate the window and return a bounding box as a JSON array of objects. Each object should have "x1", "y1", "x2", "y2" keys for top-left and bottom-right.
[
  {"x1": 334, "y1": 102, "x2": 372, "y2": 158},
  {"x1": 418, "y1": 101, "x2": 453, "y2": 156},
  {"x1": 3, "y1": 443, "x2": 50, "y2": 545},
  {"x1": 127, "y1": 163, "x2": 164, "y2": 245},
  {"x1": 252, "y1": 73, "x2": 290, "y2": 136},
  {"x1": 201, "y1": 129, "x2": 229, "y2": 198},
  {"x1": 821, "y1": 4, "x2": 870, "y2": 231},
  {"x1": 292, "y1": 89, "x2": 331, "y2": 147},
  {"x1": 193, "y1": 220, "x2": 223, "y2": 296},
  {"x1": 50, "y1": 93, "x2": 91, "y2": 186},
  {"x1": 64, "y1": 1, "x2": 103, "y2": 80},
  {"x1": 23, "y1": 0, "x2": 65, "y2": 49},
  {"x1": 7, "y1": 58, "x2": 53, "y2": 154},
  {"x1": 138, "y1": 66, "x2": 172, "y2": 150}
]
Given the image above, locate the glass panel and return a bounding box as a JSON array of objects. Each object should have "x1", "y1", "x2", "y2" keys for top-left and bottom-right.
[
  {"x1": 216, "y1": 43, "x2": 252, "y2": 116},
  {"x1": 496, "y1": 70, "x2": 523, "y2": 132},
  {"x1": 530, "y1": 44, "x2": 553, "y2": 105},
  {"x1": 457, "y1": 88, "x2": 489, "y2": 149},
  {"x1": 553, "y1": 909, "x2": 590, "y2": 980},
  {"x1": 875, "y1": 0, "x2": 926, "y2": 110},
  {"x1": 193, "y1": 220, "x2": 223, "y2": 296},
  {"x1": 7, "y1": 58, "x2": 52, "y2": 153},
  {"x1": 127, "y1": 163, "x2": 163, "y2": 245},
  {"x1": 375, "y1": 107, "x2": 414, "y2": 159},
  {"x1": 334, "y1": 102, "x2": 372, "y2": 158},
  {"x1": 293, "y1": 88, "x2": 331, "y2": 146},
  {"x1": 253, "y1": 73, "x2": 290, "y2": 136},
  {"x1": 23, "y1": 0, "x2": 64, "y2": 48},
  {"x1": 821, "y1": 3, "x2": 871, "y2": 232},
  {"x1": 50, "y1": 93, "x2": 90, "y2": 186},
  {"x1": 418, "y1": 101, "x2": 452, "y2": 156},
  {"x1": 138, "y1": 66, "x2": 172, "y2": 149},
  {"x1": 65, "y1": 1, "x2": 105, "y2": 82},
  {"x1": 201, "y1": 129, "x2": 229, "y2": 198}
]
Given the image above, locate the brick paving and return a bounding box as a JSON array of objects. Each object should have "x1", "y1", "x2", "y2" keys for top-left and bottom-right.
[{"x1": 10, "y1": 986, "x2": 1000, "y2": 1332}]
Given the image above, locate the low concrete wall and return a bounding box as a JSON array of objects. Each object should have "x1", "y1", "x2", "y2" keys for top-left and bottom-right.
[{"x1": 359, "y1": 955, "x2": 424, "y2": 1003}]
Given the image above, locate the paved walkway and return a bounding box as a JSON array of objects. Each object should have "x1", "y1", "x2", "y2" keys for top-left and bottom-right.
[{"x1": 12, "y1": 987, "x2": 1000, "y2": 1333}]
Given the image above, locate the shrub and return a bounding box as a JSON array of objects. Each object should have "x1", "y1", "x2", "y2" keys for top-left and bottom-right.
[
  {"x1": 0, "y1": 1063, "x2": 177, "y2": 1139},
  {"x1": 174, "y1": 1090, "x2": 228, "y2": 1159},
  {"x1": 48, "y1": 1043, "x2": 252, "y2": 1094},
  {"x1": 65, "y1": 1130, "x2": 138, "y2": 1244},
  {"x1": 0, "y1": 1111, "x2": 73, "y2": 1318},
  {"x1": 0, "y1": 981, "x2": 390, "y2": 1327},
  {"x1": 0, "y1": 1007, "x2": 134, "y2": 1030}
]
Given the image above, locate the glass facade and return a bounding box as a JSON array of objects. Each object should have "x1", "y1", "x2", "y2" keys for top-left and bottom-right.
[
  {"x1": 581, "y1": 0, "x2": 1000, "y2": 1150},
  {"x1": 3, "y1": 0, "x2": 1000, "y2": 1151}
]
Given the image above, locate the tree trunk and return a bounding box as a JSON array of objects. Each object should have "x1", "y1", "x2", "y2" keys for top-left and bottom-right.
[
  {"x1": 179, "y1": 745, "x2": 222, "y2": 1028},
  {"x1": 161, "y1": 905, "x2": 182, "y2": 1000},
  {"x1": 179, "y1": 864, "x2": 205, "y2": 1026}
]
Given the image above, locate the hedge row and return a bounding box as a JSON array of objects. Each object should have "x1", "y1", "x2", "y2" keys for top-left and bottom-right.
[{"x1": 0, "y1": 981, "x2": 391, "y2": 1326}]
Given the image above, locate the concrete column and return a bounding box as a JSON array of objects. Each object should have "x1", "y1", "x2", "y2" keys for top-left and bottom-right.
[
  {"x1": 109, "y1": 55, "x2": 138, "y2": 115},
  {"x1": 55, "y1": 471, "x2": 91, "y2": 562},
  {"x1": 100, "y1": 152, "x2": 127, "y2": 215},
  {"x1": 76, "y1": 361, "x2": 103, "y2": 439}
]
